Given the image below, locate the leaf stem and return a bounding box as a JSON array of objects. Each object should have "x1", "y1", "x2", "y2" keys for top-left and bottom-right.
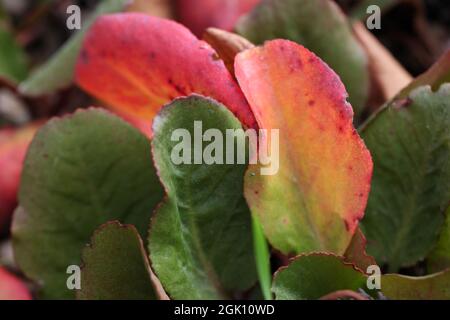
[{"x1": 252, "y1": 215, "x2": 272, "y2": 300}]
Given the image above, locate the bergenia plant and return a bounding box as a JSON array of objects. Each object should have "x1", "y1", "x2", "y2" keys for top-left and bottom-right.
[{"x1": 0, "y1": 0, "x2": 449, "y2": 301}]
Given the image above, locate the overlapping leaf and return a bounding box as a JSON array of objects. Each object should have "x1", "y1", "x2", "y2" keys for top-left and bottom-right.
[
  {"x1": 149, "y1": 95, "x2": 257, "y2": 299},
  {"x1": 235, "y1": 40, "x2": 372, "y2": 255},
  {"x1": 75, "y1": 13, "x2": 256, "y2": 130},
  {"x1": 360, "y1": 85, "x2": 450, "y2": 270},
  {"x1": 78, "y1": 221, "x2": 158, "y2": 300},
  {"x1": 12, "y1": 109, "x2": 164, "y2": 299},
  {"x1": 272, "y1": 254, "x2": 370, "y2": 300},
  {"x1": 236, "y1": 0, "x2": 369, "y2": 115}
]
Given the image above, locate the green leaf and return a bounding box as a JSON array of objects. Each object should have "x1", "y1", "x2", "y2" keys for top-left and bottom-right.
[
  {"x1": 360, "y1": 85, "x2": 450, "y2": 271},
  {"x1": 19, "y1": 0, "x2": 128, "y2": 96},
  {"x1": 272, "y1": 253, "x2": 369, "y2": 300},
  {"x1": 382, "y1": 270, "x2": 450, "y2": 300},
  {"x1": 397, "y1": 50, "x2": 450, "y2": 99},
  {"x1": 78, "y1": 221, "x2": 158, "y2": 300},
  {"x1": 236, "y1": 0, "x2": 369, "y2": 116},
  {"x1": 0, "y1": 27, "x2": 28, "y2": 83},
  {"x1": 149, "y1": 94, "x2": 257, "y2": 299},
  {"x1": 427, "y1": 206, "x2": 450, "y2": 273},
  {"x1": 12, "y1": 108, "x2": 164, "y2": 299}
]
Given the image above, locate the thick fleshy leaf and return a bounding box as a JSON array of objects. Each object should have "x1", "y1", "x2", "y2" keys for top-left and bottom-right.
[
  {"x1": 344, "y1": 228, "x2": 377, "y2": 272},
  {"x1": 0, "y1": 123, "x2": 39, "y2": 233},
  {"x1": 382, "y1": 270, "x2": 450, "y2": 300},
  {"x1": 203, "y1": 28, "x2": 254, "y2": 75},
  {"x1": 397, "y1": 50, "x2": 450, "y2": 99},
  {"x1": 272, "y1": 254, "x2": 370, "y2": 300},
  {"x1": 235, "y1": 40, "x2": 373, "y2": 255},
  {"x1": 175, "y1": 0, "x2": 260, "y2": 37},
  {"x1": 236, "y1": 0, "x2": 369, "y2": 115},
  {"x1": 0, "y1": 27, "x2": 28, "y2": 83},
  {"x1": 78, "y1": 221, "x2": 158, "y2": 300},
  {"x1": 149, "y1": 95, "x2": 257, "y2": 299},
  {"x1": 19, "y1": 0, "x2": 129, "y2": 96},
  {"x1": 75, "y1": 13, "x2": 256, "y2": 130},
  {"x1": 0, "y1": 267, "x2": 32, "y2": 300},
  {"x1": 12, "y1": 109, "x2": 164, "y2": 299},
  {"x1": 360, "y1": 85, "x2": 450, "y2": 270},
  {"x1": 427, "y1": 206, "x2": 450, "y2": 273}
]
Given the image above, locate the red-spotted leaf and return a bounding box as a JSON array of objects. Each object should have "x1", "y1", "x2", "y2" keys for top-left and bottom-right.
[
  {"x1": 75, "y1": 13, "x2": 256, "y2": 131},
  {"x1": 235, "y1": 40, "x2": 373, "y2": 255},
  {"x1": 0, "y1": 267, "x2": 32, "y2": 300},
  {"x1": 0, "y1": 123, "x2": 39, "y2": 233},
  {"x1": 175, "y1": 0, "x2": 261, "y2": 37},
  {"x1": 344, "y1": 228, "x2": 377, "y2": 272}
]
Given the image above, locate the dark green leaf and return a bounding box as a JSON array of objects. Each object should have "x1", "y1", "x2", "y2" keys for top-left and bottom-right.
[
  {"x1": 13, "y1": 108, "x2": 164, "y2": 299},
  {"x1": 78, "y1": 221, "x2": 158, "y2": 300},
  {"x1": 272, "y1": 253, "x2": 370, "y2": 300},
  {"x1": 149, "y1": 94, "x2": 257, "y2": 299},
  {"x1": 360, "y1": 85, "x2": 450, "y2": 270}
]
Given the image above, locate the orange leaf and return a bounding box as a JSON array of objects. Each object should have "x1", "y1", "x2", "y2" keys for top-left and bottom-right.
[
  {"x1": 235, "y1": 40, "x2": 373, "y2": 255},
  {"x1": 75, "y1": 13, "x2": 256, "y2": 131}
]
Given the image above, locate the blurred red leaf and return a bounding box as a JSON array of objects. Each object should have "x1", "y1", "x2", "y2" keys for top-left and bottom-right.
[
  {"x1": 0, "y1": 267, "x2": 31, "y2": 300},
  {"x1": 0, "y1": 123, "x2": 40, "y2": 233},
  {"x1": 175, "y1": 0, "x2": 261, "y2": 37}
]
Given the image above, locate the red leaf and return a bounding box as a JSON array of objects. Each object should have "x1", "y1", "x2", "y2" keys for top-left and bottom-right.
[
  {"x1": 175, "y1": 0, "x2": 261, "y2": 36},
  {"x1": 0, "y1": 124, "x2": 39, "y2": 233},
  {"x1": 0, "y1": 267, "x2": 32, "y2": 300},
  {"x1": 75, "y1": 13, "x2": 256, "y2": 132}
]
